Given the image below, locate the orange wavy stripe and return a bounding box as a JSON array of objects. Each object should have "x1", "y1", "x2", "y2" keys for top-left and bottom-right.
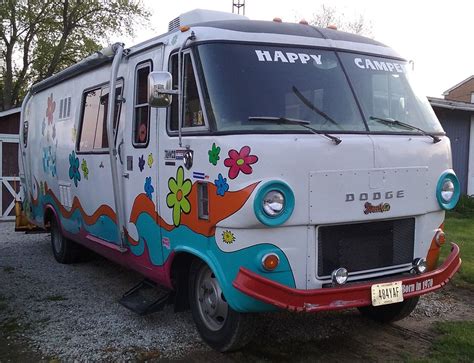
[{"x1": 44, "y1": 182, "x2": 117, "y2": 225}]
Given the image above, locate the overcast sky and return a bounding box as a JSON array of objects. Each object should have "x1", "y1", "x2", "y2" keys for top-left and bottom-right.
[{"x1": 135, "y1": 0, "x2": 473, "y2": 98}]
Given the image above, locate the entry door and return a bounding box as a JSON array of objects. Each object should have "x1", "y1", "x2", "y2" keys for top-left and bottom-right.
[
  {"x1": 121, "y1": 50, "x2": 164, "y2": 265},
  {"x1": 0, "y1": 135, "x2": 20, "y2": 220}
]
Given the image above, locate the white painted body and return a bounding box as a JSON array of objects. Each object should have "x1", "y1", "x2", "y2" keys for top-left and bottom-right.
[{"x1": 19, "y1": 10, "x2": 453, "y2": 309}]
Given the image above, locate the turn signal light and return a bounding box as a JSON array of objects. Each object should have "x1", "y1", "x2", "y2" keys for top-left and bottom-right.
[
  {"x1": 262, "y1": 253, "x2": 280, "y2": 271},
  {"x1": 435, "y1": 229, "x2": 446, "y2": 247}
]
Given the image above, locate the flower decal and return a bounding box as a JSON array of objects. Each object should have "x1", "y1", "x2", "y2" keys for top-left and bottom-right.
[
  {"x1": 214, "y1": 173, "x2": 229, "y2": 196},
  {"x1": 46, "y1": 93, "x2": 55, "y2": 124},
  {"x1": 144, "y1": 177, "x2": 154, "y2": 200},
  {"x1": 222, "y1": 230, "x2": 235, "y2": 244},
  {"x1": 224, "y1": 146, "x2": 258, "y2": 179},
  {"x1": 68, "y1": 151, "x2": 81, "y2": 187},
  {"x1": 148, "y1": 153, "x2": 154, "y2": 168},
  {"x1": 208, "y1": 143, "x2": 221, "y2": 166},
  {"x1": 81, "y1": 159, "x2": 89, "y2": 180},
  {"x1": 166, "y1": 166, "x2": 192, "y2": 227},
  {"x1": 138, "y1": 155, "x2": 145, "y2": 172}
]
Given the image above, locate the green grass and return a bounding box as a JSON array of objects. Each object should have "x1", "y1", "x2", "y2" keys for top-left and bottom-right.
[
  {"x1": 426, "y1": 321, "x2": 474, "y2": 362},
  {"x1": 441, "y1": 209, "x2": 474, "y2": 287}
]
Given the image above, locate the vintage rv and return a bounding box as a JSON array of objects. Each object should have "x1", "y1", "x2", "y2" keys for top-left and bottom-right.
[{"x1": 18, "y1": 9, "x2": 461, "y2": 351}]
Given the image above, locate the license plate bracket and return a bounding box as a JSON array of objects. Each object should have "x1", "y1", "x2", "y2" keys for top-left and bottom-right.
[{"x1": 371, "y1": 281, "x2": 403, "y2": 306}]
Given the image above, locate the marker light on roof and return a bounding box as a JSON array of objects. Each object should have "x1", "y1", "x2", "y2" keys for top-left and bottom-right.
[
  {"x1": 299, "y1": 19, "x2": 309, "y2": 25},
  {"x1": 179, "y1": 25, "x2": 190, "y2": 32},
  {"x1": 327, "y1": 24, "x2": 338, "y2": 30},
  {"x1": 273, "y1": 17, "x2": 282, "y2": 23}
]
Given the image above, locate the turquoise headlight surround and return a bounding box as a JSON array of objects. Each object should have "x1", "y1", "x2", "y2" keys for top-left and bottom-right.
[
  {"x1": 436, "y1": 172, "x2": 460, "y2": 210},
  {"x1": 254, "y1": 181, "x2": 295, "y2": 226}
]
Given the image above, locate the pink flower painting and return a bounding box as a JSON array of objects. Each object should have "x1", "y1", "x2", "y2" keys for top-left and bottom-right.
[
  {"x1": 224, "y1": 146, "x2": 258, "y2": 179},
  {"x1": 46, "y1": 93, "x2": 56, "y2": 124}
]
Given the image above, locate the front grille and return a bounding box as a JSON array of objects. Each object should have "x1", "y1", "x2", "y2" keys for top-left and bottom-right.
[{"x1": 317, "y1": 218, "x2": 415, "y2": 277}]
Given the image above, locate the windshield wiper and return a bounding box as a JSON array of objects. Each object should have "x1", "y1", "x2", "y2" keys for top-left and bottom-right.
[
  {"x1": 292, "y1": 86, "x2": 341, "y2": 129},
  {"x1": 369, "y1": 116, "x2": 441, "y2": 143},
  {"x1": 248, "y1": 116, "x2": 342, "y2": 145}
]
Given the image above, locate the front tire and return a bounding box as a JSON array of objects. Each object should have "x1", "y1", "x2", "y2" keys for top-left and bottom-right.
[
  {"x1": 189, "y1": 259, "x2": 255, "y2": 352},
  {"x1": 50, "y1": 218, "x2": 82, "y2": 264},
  {"x1": 358, "y1": 296, "x2": 420, "y2": 323}
]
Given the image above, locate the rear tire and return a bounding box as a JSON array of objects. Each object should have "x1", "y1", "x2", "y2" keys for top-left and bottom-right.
[
  {"x1": 50, "y1": 218, "x2": 82, "y2": 264},
  {"x1": 358, "y1": 296, "x2": 420, "y2": 323},
  {"x1": 189, "y1": 259, "x2": 255, "y2": 352}
]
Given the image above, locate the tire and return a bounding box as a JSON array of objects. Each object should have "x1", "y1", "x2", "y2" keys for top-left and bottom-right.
[
  {"x1": 50, "y1": 218, "x2": 82, "y2": 264},
  {"x1": 189, "y1": 259, "x2": 255, "y2": 352},
  {"x1": 358, "y1": 296, "x2": 420, "y2": 323}
]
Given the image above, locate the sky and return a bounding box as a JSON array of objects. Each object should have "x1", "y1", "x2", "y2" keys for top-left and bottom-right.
[{"x1": 132, "y1": 0, "x2": 473, "y2": 98}]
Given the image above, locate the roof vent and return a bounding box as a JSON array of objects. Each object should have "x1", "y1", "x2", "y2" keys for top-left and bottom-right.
[
  {"x1": 168, "y1": 9, "x2": 248, "y2": 32},
  {"x1": 168, "y1": 16, "x2": 181, "y2": 32}
]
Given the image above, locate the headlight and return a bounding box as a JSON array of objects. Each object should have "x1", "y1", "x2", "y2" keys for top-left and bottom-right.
[
  {"x1": 441, "y1": 179, "x2": 454, "y2": 202},
  {"x1": 262, "y1": 191, "x2": 285, "y2": 216},
  {"x1": 254, "y1": 181, "x2": 295, "y2": 226},
  {"x1": 436, "y1": 171, "x2": 460, "y2": 210}
]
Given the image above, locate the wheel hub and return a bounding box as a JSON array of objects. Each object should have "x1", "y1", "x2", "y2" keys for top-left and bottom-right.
[{"x1": 196, "y1": 266, "x2": 228, "y2": 331}]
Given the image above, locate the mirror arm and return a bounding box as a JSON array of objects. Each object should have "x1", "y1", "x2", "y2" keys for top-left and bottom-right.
[{"x1": 177, "y1": 31, "x2": 196, "y2": 148}]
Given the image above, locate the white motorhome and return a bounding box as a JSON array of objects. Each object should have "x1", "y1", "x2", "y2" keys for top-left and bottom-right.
[{"x1": 19, "y1": 9, "x2": 461, "y2": 351}]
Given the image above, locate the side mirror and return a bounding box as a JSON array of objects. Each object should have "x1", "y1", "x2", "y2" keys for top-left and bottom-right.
[{"x1": 148, "y1": 71, "x2": 175, "y2": 108}]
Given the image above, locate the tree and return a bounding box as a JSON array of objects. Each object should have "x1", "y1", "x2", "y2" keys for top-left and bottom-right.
[
  {"x1": 0, "y1": 0, "x2": 150, "y2": 111},
  {"x1": 309, "y1": 4, "x2": 372, "y2": 37}
]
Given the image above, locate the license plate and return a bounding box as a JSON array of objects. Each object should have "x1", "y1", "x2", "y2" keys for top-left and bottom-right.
[{"x1": 371, "y1": 281, "x2": 403, "y2": 306}]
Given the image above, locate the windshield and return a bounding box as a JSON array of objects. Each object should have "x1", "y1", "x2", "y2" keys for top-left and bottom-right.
[
  {"x1": 338, "y1": 53, "x2": 443, "y2": 133},
  {"x1": 197, "y1": 44, "x2": 365, "y2": 132},
  {"x1": 196, "y1": 43, "x2": 443, "y2": 134}
]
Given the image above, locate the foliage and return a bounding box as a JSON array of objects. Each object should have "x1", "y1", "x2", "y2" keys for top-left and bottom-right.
[
  {"x1": 448, "y1": 194, "x2": 474, "y2": 219},
  {"x1": 0, "y1": 0, "x2": 150, "y2": 111},
  {"x1": 308, "y1": 4, "x2": 372, "y2": 37}
]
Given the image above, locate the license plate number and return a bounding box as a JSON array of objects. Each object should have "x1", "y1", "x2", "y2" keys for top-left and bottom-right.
[{"x1": 371, "y1": 281, "x2": 403, "y2": 306}]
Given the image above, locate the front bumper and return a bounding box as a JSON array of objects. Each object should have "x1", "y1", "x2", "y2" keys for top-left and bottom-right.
[{"x1": 233, "y1": 243, "x2": 461, "y2": 312}]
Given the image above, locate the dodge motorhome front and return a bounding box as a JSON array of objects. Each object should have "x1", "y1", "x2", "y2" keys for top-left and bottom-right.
[{"x1": 19, "y1": 9, "x2": 461, "y2": 351}]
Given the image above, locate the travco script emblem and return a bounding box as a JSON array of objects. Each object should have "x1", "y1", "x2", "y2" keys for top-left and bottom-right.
[{"x1": 364, "y1": 202, "x2": 390, "y2": 214}]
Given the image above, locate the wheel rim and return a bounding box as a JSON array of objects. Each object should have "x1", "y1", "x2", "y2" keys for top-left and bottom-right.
[
  {"x1": 52, "y1": 223, "x2": 62, "y2": 253},
  {"x1": 195, "y1": 264, "x2": 228, "y2": 331}
]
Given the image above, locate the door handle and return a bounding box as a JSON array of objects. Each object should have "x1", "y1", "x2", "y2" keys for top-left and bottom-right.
[{"x1": 123, "y1": 173, "x2": 129, "y2": 179}]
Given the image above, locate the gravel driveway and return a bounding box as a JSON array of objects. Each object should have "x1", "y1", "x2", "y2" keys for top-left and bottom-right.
[{"x1": 0, "y1": 221, "x2": 471, "y2": 361}]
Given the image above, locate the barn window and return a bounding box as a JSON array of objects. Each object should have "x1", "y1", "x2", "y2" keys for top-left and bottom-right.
[
  {"x1": 78, "y1": 82, "x2": 123, "y2": 152},
  {"x1": 133, "y1": 61, "x2": 151, "y2": 147}
]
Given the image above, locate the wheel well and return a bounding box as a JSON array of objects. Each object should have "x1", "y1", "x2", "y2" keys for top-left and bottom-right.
[
  {"x1": 43, "y1": 207, "x2": 55, "y2": 231},
  {"x1": 170, "y1": 252, "x2": 199, "y2": 312}
]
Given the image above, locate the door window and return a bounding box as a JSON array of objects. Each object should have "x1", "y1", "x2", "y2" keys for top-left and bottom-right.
[
  {"x1": 169, "y1": 52, "x2": 206, "y2": 131},
  {"x1": 133, "y1": 62, "x2": 151, "y2": 146}
]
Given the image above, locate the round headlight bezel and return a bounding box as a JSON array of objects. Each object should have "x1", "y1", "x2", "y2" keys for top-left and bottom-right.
[
  {"x1": 436, "y1": 172, "x2": 460, "y2": 210},
  {"x1": 254, "y1": 181, "x2": 295, "y2": 226}
]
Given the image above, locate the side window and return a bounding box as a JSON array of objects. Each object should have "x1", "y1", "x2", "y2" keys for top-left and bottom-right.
[
  {"x1": 78, "y1": 82, "x2": 123, "y2": 152},
  {"x1": 169, "y1": 52, "x2": 205, "y2": 131},
  {"x1": 133, "y1": 62, "x2": 151, "y2": 146}
]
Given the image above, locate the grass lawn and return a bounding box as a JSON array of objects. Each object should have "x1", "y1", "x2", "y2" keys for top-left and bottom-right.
[
  {"x1": 422, "y1": 197, "x2": 474, "y2": 362},
  {"x1": 442, "y1": 209, "x2": 474, "y2": 287}
]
